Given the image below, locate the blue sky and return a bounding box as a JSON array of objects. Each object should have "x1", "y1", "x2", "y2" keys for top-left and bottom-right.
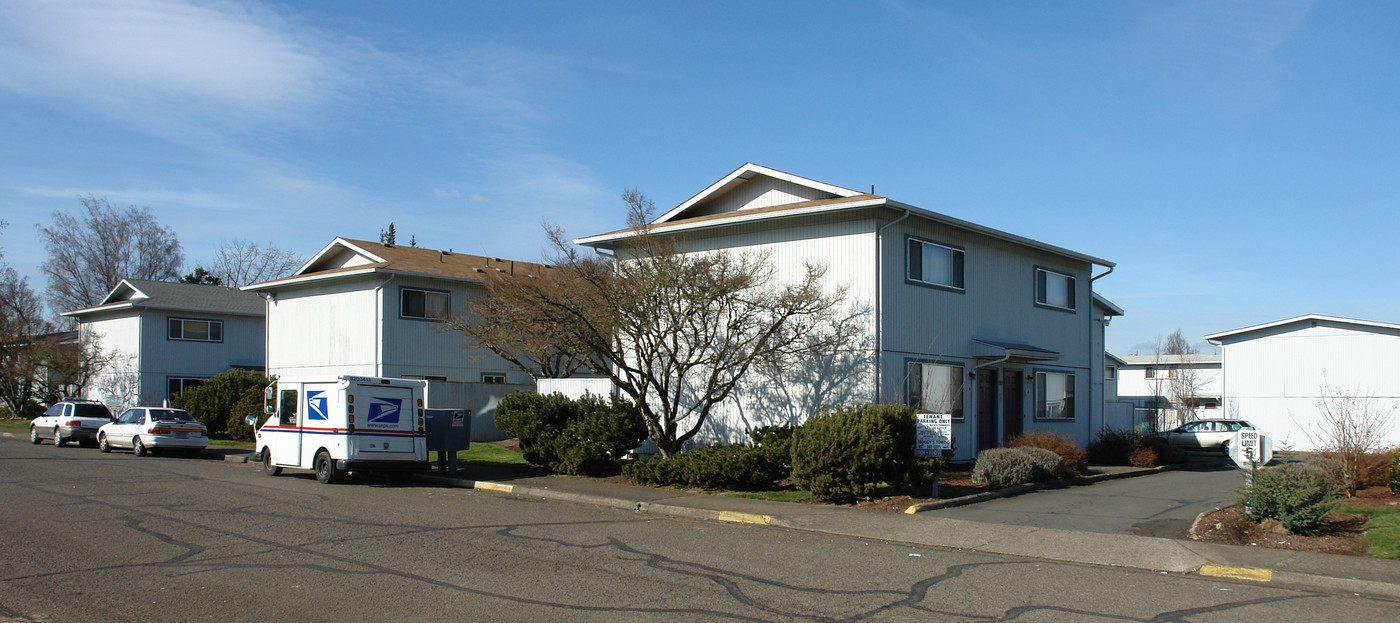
[{"x1": 1, "y1": 0, "x2": 1396, "y2": 355}]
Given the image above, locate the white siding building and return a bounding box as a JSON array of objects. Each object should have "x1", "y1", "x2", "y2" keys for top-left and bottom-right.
[
  {"x1": 64, "y1": 279, "x2": 266, "y2": 410},
  {"x1": 1204, "y1": 315, "x2": 1400, "y2": 451},
  {"x1": 1115, "y1": 353, "x2": 1223, "y2": 431},
  {"x1": 242, "y1": 238, "x2": 542, "y2": 440},
  {"x1": 577, "y1": 163, "x2": 1121, "y2": 460}
]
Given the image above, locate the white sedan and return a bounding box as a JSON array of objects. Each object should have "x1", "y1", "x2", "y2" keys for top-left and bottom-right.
[
  {"x1": 1156, "y1": 418, "x2": 1256, "y2": 451},
  {"x1": 97, "y1": 407, "x2": 209, "y2": 456}
]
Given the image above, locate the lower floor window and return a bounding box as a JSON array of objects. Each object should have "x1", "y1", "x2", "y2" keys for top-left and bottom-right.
[
  {"x1": 168, "y1": 377, "x2": 206, "y2": 400},
  {"x1": 481, "y1": 373, "x2": 506, "y2": 384},
  {"x1": 907, "y1": 361, "x2": 964, "y2": 419},
  {"x1": 1036, "y1": 371, "x2": 1075, "y2": 419}
]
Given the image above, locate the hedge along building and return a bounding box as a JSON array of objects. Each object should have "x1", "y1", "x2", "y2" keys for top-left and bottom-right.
[{"x1": 576, "y1": 163, "x2": 1121, "y2": 461}]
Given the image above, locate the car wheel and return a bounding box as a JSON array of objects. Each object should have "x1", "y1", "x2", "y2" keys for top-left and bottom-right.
[
  {"x1": 30, "y1": 426, "x2": 41, "y2": 444},
  {"x1": 314, "y1": 450, "x2": 338, "y2": 484},
  {"x1": 52, "y1": 428, "x2": 64, "y2": 447},
  {"x1": 133, "y1": 437, "x2": 148, "y2": 457},
  {"x1": 261, "y1": 449, "x2": 282, "y2": 476},
  {"x1": 98, "y1": 433, "x2": 111, "y2": 453}
]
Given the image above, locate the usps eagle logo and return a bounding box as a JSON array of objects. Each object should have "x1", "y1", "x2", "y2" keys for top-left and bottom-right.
[
  {"x1": 307, "y1": 391, "x2": 328, "y2": 420},
  {"x1": 366, "y1": 398, "x2": 402, "y2": 424}
]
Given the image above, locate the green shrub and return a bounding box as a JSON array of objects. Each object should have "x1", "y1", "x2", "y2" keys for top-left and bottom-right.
[
  {"x1": 494, "y1": 391, "x2": 647, "y2": 476},
  {"x1": 1008, "y1": 431, "x2": 1087, "y2": 476},
  {"x1": 171, "y1": 369, "x2": 270, "y2": 435},
  {"x1": 1235, "y1": 463, "x2": 1339, "y2": 535},
  {"x1": 227, "y1": 387, "x2": 263, "y2": 441},
  {"x1": 624, "y1": 442, "x2": 783, "y2": 490},
  {"x1": 790, "y1": 404, "x2": 916, "y2": 502},
  {"x1": 1087, "y1": 429, "x2": 1137, "y2": 465},
  {"x1": 1391, "y1": 448, "x2": 1400, "y2": 495}
]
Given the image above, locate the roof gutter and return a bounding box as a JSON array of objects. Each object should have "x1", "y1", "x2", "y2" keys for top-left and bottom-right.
[
  {"x1": 875, "y1": 208, "x2": 911, "y2": 402},
  {"x1": 1091, "y1": 265, "x2": 1114, "y2": 282}
]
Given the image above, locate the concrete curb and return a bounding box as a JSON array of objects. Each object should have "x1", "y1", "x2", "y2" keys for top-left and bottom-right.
[{"x1": 905, "y1": 466, "x2": 1164, "y2": 513}]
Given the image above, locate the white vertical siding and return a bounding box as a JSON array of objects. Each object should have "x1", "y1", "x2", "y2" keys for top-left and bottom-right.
[
  {"x1": 688, "y1": 178, "x2": 839, "y2": 218},
  {"x1": 1221, "y1": 322, "x2": 1400, "y2": 451},
  {"x1": 82, "y1": 315, "x2": 142, "y2": 408},
  {"x1": 266, "y1": 278, "x2": 380, "y2": 378}
]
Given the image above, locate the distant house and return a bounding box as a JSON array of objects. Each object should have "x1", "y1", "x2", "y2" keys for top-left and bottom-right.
[
  {"x1": 1204, "y1": 314, "x2": 1400, "y2": 451},
  {"x1": 63, "y1": 279, "x2": 266, "y2": 410},
  {"x1": 1115, "y1": 352, "x2": 1223, "y2": 431},
  {"x1": 576, "y1": 163, "x2": 1121, "y2": 460},
  {"x1": 241, "y1": 237, "x2": 546, "y2": 440}
]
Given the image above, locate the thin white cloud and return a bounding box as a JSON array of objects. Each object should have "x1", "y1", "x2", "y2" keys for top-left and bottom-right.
[
  {"x1": 11, "y1": 184, "x2": 243, "y2": 211},
  {"x1": 0, "y1": 0, "x2": 336, "y2": 123},
  {"x1": 433, "y1": 188, "x2": 461, "y2": 200}
]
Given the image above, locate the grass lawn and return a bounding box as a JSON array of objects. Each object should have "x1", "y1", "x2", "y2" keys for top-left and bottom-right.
[
  {"x1": 443, "y1": 444, "x2": 533, "y2": 469},
  {"x1": 0, "y1": 419, "x2": 30, "y2": 430},
  {"x1": 717, "y1": 489, "x2": 813, "y2": 503},
  {"x1": 208, "y1": 438, "x2": 255, "y2": 449},
  {"x1": 1339, "y1": 505, "x2": 1400, "y2": 560}
]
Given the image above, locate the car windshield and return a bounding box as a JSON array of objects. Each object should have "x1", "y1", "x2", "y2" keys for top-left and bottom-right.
[
  {"x1": 151, "y1": 409, "x2": 196, "y2": 422},
  {"x1": 73, "y1": 404, "x2": 113, "y2": 418}
]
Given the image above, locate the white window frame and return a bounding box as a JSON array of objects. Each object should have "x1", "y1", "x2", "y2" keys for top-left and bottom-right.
[
  {"x1": 168, "y1": 317, "x2": 223, "y2": 342},
  {"x1": 1034, "y1": 267, "x2": 1076, "y2": 311},
  {"x1": 481, "y1": 373, "x2": 506, "y2": 384},
  {"x1": 400, "y1": 287, "x2": 450, "y2": 320},
  {"x1": 906, "y1": 237, "x2": 965, "y2": 291}
]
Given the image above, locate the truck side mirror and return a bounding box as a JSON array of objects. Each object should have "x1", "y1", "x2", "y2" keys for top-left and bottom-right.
[{"x1": 245, "y1": 414, "x2": 259, "y2": 427}]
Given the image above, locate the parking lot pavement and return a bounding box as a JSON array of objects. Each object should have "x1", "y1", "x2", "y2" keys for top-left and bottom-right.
[{"x1": 919, "y1": 464, "x2": 1245, "y2": 539}]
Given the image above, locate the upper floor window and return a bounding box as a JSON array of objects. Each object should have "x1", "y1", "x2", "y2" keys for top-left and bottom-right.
[
  {"x1": 1105, "y1": 366, "x2": 1116, "y2": 381},
  {"x1": 169, "y1": 317, "x2": 223, "y2": 342},
  {"x1": 401, "y1": 287, "x2": 450, "y2": 320},
  {"x1": 1035, "y1": 268, "x2": 1076, "y2": 311},
  {"x1": 481, "y1": 373, "x2": 506, "y2": 384},
  {"x1": 907, "y1": 238, "x2": 964, "y2": 290}
]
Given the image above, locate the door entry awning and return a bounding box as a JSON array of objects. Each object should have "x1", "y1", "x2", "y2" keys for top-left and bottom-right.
[{"x1": 972, "y1": 338, "x2": 1062, "y2": 362}]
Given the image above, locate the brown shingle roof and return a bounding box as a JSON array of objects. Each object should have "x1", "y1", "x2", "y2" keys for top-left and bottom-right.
[{"x1": 247, "y1": 238, "x2": 553, "y2": 290}]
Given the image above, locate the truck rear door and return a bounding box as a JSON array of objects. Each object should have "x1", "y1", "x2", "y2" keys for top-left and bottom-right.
[{"x1": 349, "y1": 383, "x2": 418, "y2": 457}]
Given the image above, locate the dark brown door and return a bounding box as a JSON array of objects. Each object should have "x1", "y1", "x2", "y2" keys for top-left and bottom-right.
[
  {"x1": 976, "y1": 370, "x2": 998, "y2": 451},
  {"x1": 1002, "y1": 369, "x2": 1023, "y2": 443}
]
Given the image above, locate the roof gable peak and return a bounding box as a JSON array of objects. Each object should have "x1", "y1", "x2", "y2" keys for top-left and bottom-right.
[{"x1": 653, "y1": 163, "x2": 862, "y2": 224}]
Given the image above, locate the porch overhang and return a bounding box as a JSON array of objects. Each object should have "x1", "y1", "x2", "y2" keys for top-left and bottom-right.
[{"x1": 971, "y1": 338, "x2": 1062, "y2": 363}]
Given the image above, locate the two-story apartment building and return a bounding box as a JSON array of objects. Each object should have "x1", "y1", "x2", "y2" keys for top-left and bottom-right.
[
  {"x1": 241, "y1": 238, "x2": 542, "y2": 440},
  {"x1": 577, "y1": 164, "x2": 1119, "y2": 460},
  {"x1": 64, "y1": 279, "x2": 266, "y2": 410}
]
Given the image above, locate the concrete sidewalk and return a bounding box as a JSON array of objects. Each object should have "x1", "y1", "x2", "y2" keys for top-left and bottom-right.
[{"x1": 209, "y1": 447, "x2": 1400, "y2": 600}]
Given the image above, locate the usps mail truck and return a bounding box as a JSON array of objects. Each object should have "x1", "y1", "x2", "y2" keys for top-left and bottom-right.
[{"x1": 251, "y1": 376, "x2": 429, "y2": 484}]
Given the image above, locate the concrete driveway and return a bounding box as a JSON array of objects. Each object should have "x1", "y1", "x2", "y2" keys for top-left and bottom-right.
[{"x1": 924, "y1": 463, "x2": 1246, "y2": 539}]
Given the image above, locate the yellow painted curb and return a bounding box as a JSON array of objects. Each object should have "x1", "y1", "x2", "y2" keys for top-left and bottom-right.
[
  {"x1": 718, "y1": 511, "x2": 772, "y2": 525},
  {"x1": 473, "y1": 482, "x2": 515, "y2": 494},
  {"x1": 1199, "y1": 564, "x2": 1272, "y2": 583}
]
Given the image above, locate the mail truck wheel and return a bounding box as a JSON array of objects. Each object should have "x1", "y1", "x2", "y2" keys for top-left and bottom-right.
[
  {"x1": 261, "y1": 449, "x2": 282, "y2": 476},
  {"x1": 314, "y1": 450, "x2": 339, "y2": 484}
]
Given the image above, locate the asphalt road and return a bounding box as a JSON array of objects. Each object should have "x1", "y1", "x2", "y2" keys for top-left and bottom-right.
[
  {"x1": 927, "y1": 463, "x2": 1246, "y2": 539},
  {"x1": 0, "y1": 435, "x2": 1392, "y2": 622}
]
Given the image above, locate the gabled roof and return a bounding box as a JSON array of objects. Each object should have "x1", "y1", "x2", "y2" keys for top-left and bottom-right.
[
  {"x1": 63, "y1": 279, "x2": 265, "y2": 319},
  {"x1": 1117, "y1": 353, "x2": 1222, "y2": 366},
  {"x1": 243, "y1": 237, "x2": 551, "y2": 292},
  {"x1": 576, "y1": 163, "x2": 1113, "y2": 268},
  {"x1": 1092, "y1": 293, "x2": 1125, "y2": 317},
  {"x1": 1204, "y1": 314, "x2": 1400, "y2": 342},
  {"x1": 1105, "y1": 352, "x2": 1127, "y2": 366}
]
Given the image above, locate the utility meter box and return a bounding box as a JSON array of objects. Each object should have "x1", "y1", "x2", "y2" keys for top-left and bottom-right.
[{"x1": 424, "y1": 409, "x2": 471, "y2": 453}]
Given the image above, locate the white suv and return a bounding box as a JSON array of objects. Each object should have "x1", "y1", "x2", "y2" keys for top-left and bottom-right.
[{"x1": 30, "y1": 400, "x2": 115, "y2": 447}]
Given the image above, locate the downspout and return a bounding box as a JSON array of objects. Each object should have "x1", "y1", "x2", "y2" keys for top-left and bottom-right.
[
  {"x1": 373, "y1": 274, "x2": 396, "y2": 377},
  {"x1": 1207, "y1": 337, "x2": 1224, "y2": 417},
  {"x1": 262, "y1": 293, "x2": 274, "y2": 380},
  {"x1": 875, "y1": 208, "x2": 911, "y2": 403},
  {"x1": 1090, "y1": 265, "x2": 1112, "y2": 435},
  {"x1": 1091, "y1": 265, "x2": 1114, "y2": 282}
]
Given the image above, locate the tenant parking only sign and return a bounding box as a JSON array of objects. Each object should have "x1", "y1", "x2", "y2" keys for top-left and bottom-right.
[{"x1": 915, "y1": 413, "x2": 953, "y2": 458}]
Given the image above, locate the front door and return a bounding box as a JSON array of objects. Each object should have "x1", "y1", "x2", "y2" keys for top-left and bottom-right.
[
  {"x1": 976, "y1": 370, "x2": 998, "y2": 452},
  {"x1": 1002, "y1": 369, "x2": 1024, "y2": 443}
]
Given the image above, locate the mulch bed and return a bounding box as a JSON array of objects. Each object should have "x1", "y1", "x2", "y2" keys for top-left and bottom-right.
[{"x1": 1190, "y1": 486, "x2": 1399, "y2": 556}]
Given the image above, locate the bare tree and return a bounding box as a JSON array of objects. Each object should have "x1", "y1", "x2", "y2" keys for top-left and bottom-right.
[
  {"x1": 446, "y1": 265, "x2": 599, "y2": 381},
  {"x1": 1314, "y1": 382, "x2": 1396, "y2": 495},
  {"x1": 1151, "y1": 329, "x2": 1208, "y2": 429},
  {"x1": 208, "y1": 240, "x2": 303, "y2": 288},
  {"x1": 480, "y1": 189, "x2": 857, "y2": 456},
  {"x1": 38, "y1": 196, "x2": 183, "y2": 315}
]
